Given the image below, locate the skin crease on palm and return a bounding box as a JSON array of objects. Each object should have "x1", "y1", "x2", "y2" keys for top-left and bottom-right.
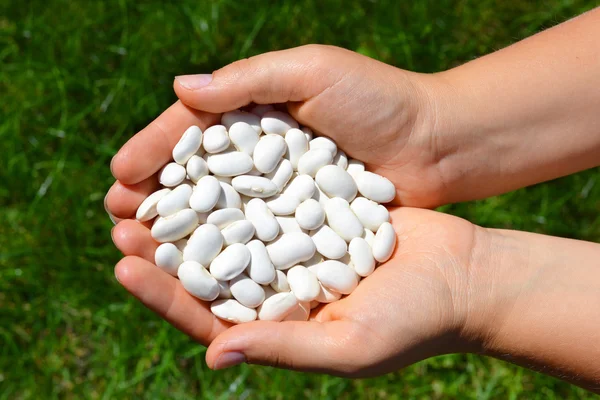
[{"x1": 107, "y1": 9, "x2": 600, "y2": 390}]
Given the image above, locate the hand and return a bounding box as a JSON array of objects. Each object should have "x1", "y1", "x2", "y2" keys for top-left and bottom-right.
[
  {"x1": 173, "y1": 44, "x2": 452, "y2": 208},
  {"x1": 110, "y1": 206, "x2": 486, "y2": 375}
]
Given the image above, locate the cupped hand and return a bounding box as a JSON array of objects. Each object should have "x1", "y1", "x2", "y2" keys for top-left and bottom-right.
[
  {"x1": 173, "y1": 45, "x2": 453, "y2": 208},
  {"x1": 110, "y1": 203, "x2": 488, "y2": 376}
]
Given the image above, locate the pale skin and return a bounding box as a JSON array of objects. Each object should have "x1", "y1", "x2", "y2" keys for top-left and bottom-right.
[{"x1": 106, "y1": 7, "x2": 600, "y2": 393}]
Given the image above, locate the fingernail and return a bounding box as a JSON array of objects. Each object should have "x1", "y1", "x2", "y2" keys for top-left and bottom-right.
[
  {"x1": 114, "y1": 267, "x2": 121, "y2": 284},
  {"x1": 175, "y1": 74, "x2": 213, "y2": 90},
  {"x1": 213, "y1": 352, "x2": 246, "y2": 370},
  {"x1": 110, "y1": 226, "x2": 116, "y2": 243},
  {"x1": 104, "y1": 193, "x2": 118, "y2": 225},
  {"x1": 110, "y1": 155, "x2": 116, "y2": 178}
]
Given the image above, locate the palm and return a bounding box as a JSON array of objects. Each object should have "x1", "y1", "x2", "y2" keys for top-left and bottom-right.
[{"x1": 111, "y1": 165, "x2": 477, "y2": 375}]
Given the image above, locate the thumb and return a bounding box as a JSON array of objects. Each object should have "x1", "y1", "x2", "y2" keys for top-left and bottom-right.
[
  {"x1": 206, "y1": 319, "x2": 360, "y2": 374},
  {"x1": 173, "y1": 45, "x2": 346, "y2": 113}
]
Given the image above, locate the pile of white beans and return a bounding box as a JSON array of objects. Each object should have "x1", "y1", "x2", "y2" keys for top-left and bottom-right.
[{"x1": 135, "y1": 105, "x2": 397, "y2": 324}]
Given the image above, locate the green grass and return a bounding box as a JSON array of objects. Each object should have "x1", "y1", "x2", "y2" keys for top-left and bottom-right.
[{"x1": 1, "y1": 0, "x2": 599, "y2": 398}]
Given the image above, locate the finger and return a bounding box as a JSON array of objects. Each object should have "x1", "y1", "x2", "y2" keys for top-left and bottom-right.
[
  {"x1": 105, "y1": 177, "x2": 159, "y2": 219},
  {"x1": 205, "y1": 319, "x2": 361, "y2": 373},
  {"x1": 111, "y1": 101, "x2": 220, "y2": 185},
  {"x1": 174, "y1": 45, "x2": 348, "y2": 112},
  {"x1": 115, "y1": 256, "x2": 230, "y2": 346},
  {"x1": 112, "y1": 219, "x2": 157, "y2": 262}
]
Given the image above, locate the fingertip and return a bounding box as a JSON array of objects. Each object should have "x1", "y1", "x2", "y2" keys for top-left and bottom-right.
[
  {"x1": 114, "y1": 255, "x2": 140, "y2": 287},
  {"x1": 112, "y1": 219, "x2": 137, "y2": 247},
  {"x1": 105, "y1": 178, "x2": 160, "y2": 219},
  {"x1": 111, "y1": 147, "x2": 140, "y2": 185},
  {"x1": 112, "y1": 219, "x2": 157, "y2": 261},
  {"x1": 205, "y1": 321, "x2": 268, "y2": 368}
]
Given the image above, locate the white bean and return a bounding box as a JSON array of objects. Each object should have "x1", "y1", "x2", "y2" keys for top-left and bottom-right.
[
  {"x1": 276, "y1": 216, "x2": 306, "y2": 234},
  {"x1": 297, "y1": 149, "x2": 333, "y2": 177},
  {"x1": 349, "y1": 237, "x2": 376, "y2": 277},
  {"x1": 173, "y1": 125, "x2": 202, "y2": 164},
  {"x1": 178, "y1": 260, "x2": 219, "y2": 301},
  {"x1": 221, "y1": 220, "x2": 255, "y2": 246},
  {"x1": 346, "y1": 159, "x2": 365, "y2": 179},
  {"x1": 206, "y1": 151, "x2": 254, "y2": 176},
  {"x1": 266, "y1": 232, "x2": 316, "y2": 270},
  {"x1": 186, "y1": 155, "x2": 209, "y2": 183},
  {"x1": 270, "y1": 270, "x2": 290, "y2": 292},
  {"x1": 209, "y1": 243, "x2": 251, "y2": 281},
  {"x1": 202, "y1": 125, "x2": 230, "y2": 153},
  {"x1": 154, "y1": 243, "x2": 182, "y2": 276},
  {"x1": 211, "y1": 299, "x2": 257, "y2": 323},
  {"x1": 249, "y1": 104, "x2": 275, "y2": 117},
  {"x1": 246, "y1": 240, "x2": 276, "y2": 285},
  {"x1": 231, "y1": 175, "x2": 279, "y2": 198},
  {"x1": 159, "y1": 162, "x2": 186, "y2": 187},
  {"x1": 324, "y1": 197, "x2": 364, "y2": 242},
  {"x1": 265, "y1": 158, "x2": 293, "y2": 191},
  {"x1": 183, "y1": 223, "x2": 223, "y2": 265},
  {"x1": 372, "y1": 222, "x2": 396, "y2": 262},
  {"x1": 301, "y1": 126, "x2": 313, "y2": 141},
  {"x1": 332, "y1": 150, "x2": 348, "y2": 169},
  {"x1": 316, "y1": 260, "x2": 359, "y2": 295},
  {"x1": 315, "y1": 165, "x2": 357, "y2": 202},
  {"x1": 189, "y1": 175, "x2": 220, "y2": 212},
  {"x1": 315, "y1": 282, "x2": 342, "y2": 303},
  {"x1": 151, "y1": 209, "x2": 198, "y2": 242},
  {"x1": 245, "y1": 198, "x2": 279, "y2": 242},
  {"x1": 354, "y1": 171, "x2": 396, "y2": 203},
  {"x1": 222, "y1": 110, "x2": 261, "y2": 134},
  {"x1": 309, "y1": 136, "x2": 337, "y2": 157},
  {"x1": 287, "y1": 265, "x2": 321, "y2": 302},
  {"x1": 206, "y1": 208, "x2": 244, "y2": 228},
  {"x1": 136, "y1": 188, "x2": 170, "y2": 221},
  {"x1": 229, "y1": 121, "x2": 260, "y2": 155},
  {"x1": 310, "y1": 224, "x2": 347, "y2": 260},
  {"x1": 257, "y1": 292, "x2": 298, "y2": 321},
  {"x1": 215, "y1": 182, "x2": 242, "y2": 210},
  {"x1": 156, "y1": 183, "x2": 192, "y2": 217},
  {"x1": 350, "y1": 197, "x2": 390, "y2": 232},
  {"x1": 261, "y1": 111, "x2": 299, "y2": 135},
  {"x1": 295, "y1": 199, "x2": 325, "y2": 230},
  {"x1": 253, "y1": 134, "x2": 287, "y2": 174},
  {"x1": 311, "y1": 185, "x2": 330, "y2": 208},
  {"x1": 265, "y1": 194, "x2": 300, "y2": 216},
  {"x1": 282, "y1": 174, "x2": 315, "y2": 202},
  {"x1": 285, "y1": 128, "x2": 309, "y2": 170},
  {"x1": 363, "y1": 228, "x2": 375, "y2": 247},
  {"x1": 230, "y1": 273, "x2": 266, "y2": 308}
]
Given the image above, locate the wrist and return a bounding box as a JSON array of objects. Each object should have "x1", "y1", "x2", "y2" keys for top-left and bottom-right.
[
  {"x1": 456, "y1": 227, "x2": 533, "y2": 351},
  {"x1": 459, "y1": 227, "x2": 600, "y2": 390},
  {"x1": 401, "y1": 69, "x2": 490, "y2": 207}
]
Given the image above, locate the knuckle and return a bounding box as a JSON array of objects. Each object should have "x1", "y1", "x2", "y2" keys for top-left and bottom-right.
[{"x1": 215, "y1": 57, "x2": 252, "y2": 82}]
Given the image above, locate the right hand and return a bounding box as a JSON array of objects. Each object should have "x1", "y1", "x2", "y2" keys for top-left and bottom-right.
[{"x1": 174, "y1": 44, "x2": 453, "y2": 208}]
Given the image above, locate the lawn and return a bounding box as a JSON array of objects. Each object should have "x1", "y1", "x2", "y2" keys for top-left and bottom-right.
[{"x1": 1, "y1": 0, "x2": 599, "y2": 398}]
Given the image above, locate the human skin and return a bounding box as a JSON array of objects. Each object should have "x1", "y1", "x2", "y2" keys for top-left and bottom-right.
[
  {"x1": 105, "y1": 6, "x2": 600, "y2": 392},
  {"x1": 111, "y1": 207, "x2": 600, "y2": 392}
]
